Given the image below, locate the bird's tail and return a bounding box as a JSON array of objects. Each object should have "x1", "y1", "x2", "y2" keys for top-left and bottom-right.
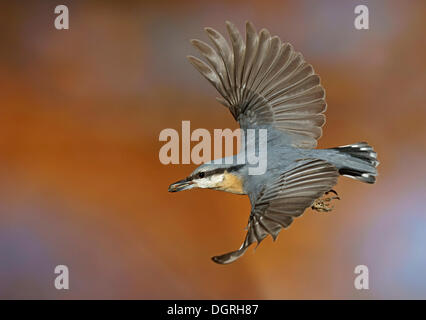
[{"x1": 330, "y1": 142, "x2": 379, "y2": 184}]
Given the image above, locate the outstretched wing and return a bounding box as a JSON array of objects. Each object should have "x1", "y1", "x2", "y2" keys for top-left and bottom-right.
[
  {"x1": 188, "y1": 21, "x2": 327, "y2": 149},
  {"x1": 212, "y1": 159, "x2": 338, "y2": 264}
]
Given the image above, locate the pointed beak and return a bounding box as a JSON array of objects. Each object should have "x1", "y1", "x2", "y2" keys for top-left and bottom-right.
[{"x1": 168, "y1": 178, "x2": 194, "y2": 192}]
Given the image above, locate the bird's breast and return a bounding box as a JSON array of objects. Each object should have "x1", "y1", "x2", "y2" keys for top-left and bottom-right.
[{"x1": 215, "y1": 172, "x2": 246, "y2": 195}]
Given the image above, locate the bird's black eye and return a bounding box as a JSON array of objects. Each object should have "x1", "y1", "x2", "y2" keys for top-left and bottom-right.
[{"x1": 198, "y1": 172, "x2": 205, "y2": 178}]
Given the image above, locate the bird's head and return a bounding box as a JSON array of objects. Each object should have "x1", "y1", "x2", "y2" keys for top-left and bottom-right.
[{"x1": 168, "y1": 163, "x2": 246, "y2": 194}]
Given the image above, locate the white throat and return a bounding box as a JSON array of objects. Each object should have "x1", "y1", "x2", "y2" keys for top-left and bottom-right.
[{"x1": 195, "y1": 174, "x2": 225, "y2": 189}]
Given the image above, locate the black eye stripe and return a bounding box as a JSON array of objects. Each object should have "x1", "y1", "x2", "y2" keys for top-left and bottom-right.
[
  {"x1": 191, "y1": 164, "x2": 243, "y2": 180},
  {"x1": 205, "y1": 168, "x2": 228, "y2": 177}
]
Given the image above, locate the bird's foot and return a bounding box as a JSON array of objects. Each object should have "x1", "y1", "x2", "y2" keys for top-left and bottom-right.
[{"x1": 312, "y1": 190, "x2": 340, "y2": 213}]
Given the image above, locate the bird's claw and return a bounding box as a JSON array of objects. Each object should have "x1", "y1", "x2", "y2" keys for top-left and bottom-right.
[
  {"x1": 312, "y1": 190, "x2": 340, "y2": 213},
  {"x1": 325, "y1": 189, "x2": 338, "y2": 196}
]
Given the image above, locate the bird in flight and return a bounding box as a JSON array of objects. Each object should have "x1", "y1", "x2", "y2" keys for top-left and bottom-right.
[{"x1": 168, "y1": 21, "x2": 379, "y2": 264}]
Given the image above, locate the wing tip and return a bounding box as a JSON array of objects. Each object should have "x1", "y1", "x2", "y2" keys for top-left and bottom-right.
[
  {"x1": 186, "y1": 55, "x2": 199, "y2": 64},
  {"x1": 259, "y1": 28, "x2": 271, "y2": 38},
  {"x1": 245, "y1": 20, "x2": 256, "y2": 33},
  {"x1": 204, "y1": 26, "x2": 219, "y2": 38},
  {"x1": 225, "y1": 20, "x2": 233, "y2": 27}
]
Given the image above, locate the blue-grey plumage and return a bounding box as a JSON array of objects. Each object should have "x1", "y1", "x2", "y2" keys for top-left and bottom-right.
[{"x1": 168, "y1": 21, "x2": 379, "y2": 264}]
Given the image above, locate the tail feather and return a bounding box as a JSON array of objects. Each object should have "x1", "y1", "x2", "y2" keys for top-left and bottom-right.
[{"x1": 331, "y1": 142, "x2": 379, "y2": 184}]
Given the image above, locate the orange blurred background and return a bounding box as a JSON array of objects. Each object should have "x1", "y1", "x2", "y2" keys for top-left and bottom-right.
[{"x1": 0, "y1": 0, "x2": 425, "y2": 299}]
